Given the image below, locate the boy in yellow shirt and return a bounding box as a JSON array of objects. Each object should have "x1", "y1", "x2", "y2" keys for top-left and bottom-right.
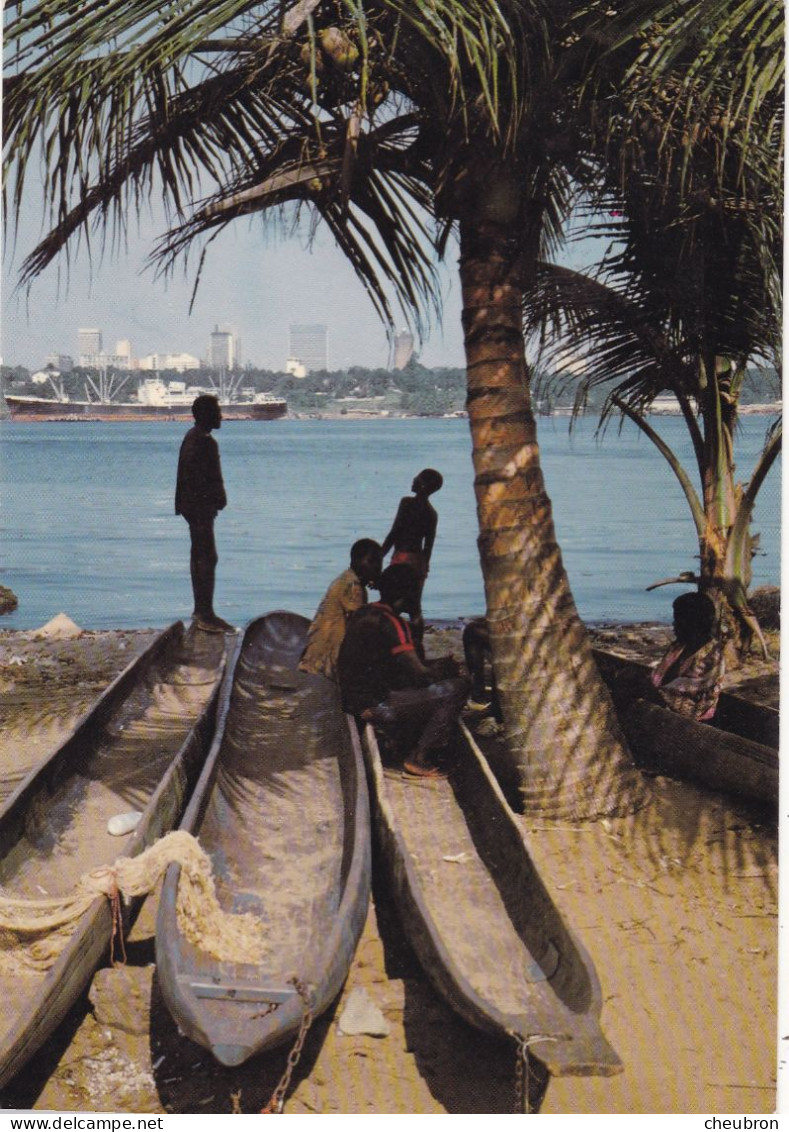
[{"x1": 299, "y1": 539, "x2": 383, "y2": 681}]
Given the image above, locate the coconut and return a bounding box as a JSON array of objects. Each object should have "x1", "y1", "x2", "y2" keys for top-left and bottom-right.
[
  {"x1": 318, "y1": 26, "x2": 359, "y2": 72},
  {"x1": 300, "y1": 40, "x2": 325, "y2": 73}
]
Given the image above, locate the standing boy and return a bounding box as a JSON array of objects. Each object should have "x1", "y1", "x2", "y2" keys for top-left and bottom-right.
[
  {"x1": 299, "y1": 539, "x2": 383, "y2": 681},
  {"x1": 381, "y1": 468, "x2": 443, "y2": 656},
  {"x1": 175, "y1": 394, "x2": 234, "y2": 633}
]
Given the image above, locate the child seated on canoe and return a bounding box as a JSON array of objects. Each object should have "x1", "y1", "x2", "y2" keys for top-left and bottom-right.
[
  {"x1": 381, "y1": 468, "x2": 443, "y2": 658},
  {"x1": 337, "y1": 564, "x2": 469, "y2": 779},
  {"x1": 299, "y1": 539, "x2": 383, "y2": 682},
  {"x1": 462, "y1": 617, "x2": 502, "y2": 721},
  {"x1": 650, "y1": 591, "x2": 725, "y2": 722}
]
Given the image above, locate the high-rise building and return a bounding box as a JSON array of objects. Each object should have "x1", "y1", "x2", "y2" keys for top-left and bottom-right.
[
  {"x1": 45, "y1": 353, "x2": 74, "y2": 373},
  {"x1": 78, "y1": 336, "x2": 134, "y2": 370},
  {"x1": 78, "y1": 328, "x2": 102, "y2": 366},
  {"x1": 209, "y1": 325, "x2": 239, "y2": 370},
  {"x1": 289, "y1": 323, "x2": 328, "y2": 373},
  {"x1": 115, "y1": 339, "x2": 133, "y2": 369},
  {"x1": 392, "y1": 329, "x2": 414, "y2": 370}
]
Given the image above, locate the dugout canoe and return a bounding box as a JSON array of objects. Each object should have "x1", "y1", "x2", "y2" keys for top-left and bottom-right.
[
  {"x1": 360, "y1": 718, "x2": 622, "y2": 1109},
  {"x1": 155, "y1": 611, "x2": 372, "y2": 1068},
  {"x1": 0, "y1": 621, "x2": 228, "y2": 1089},
  {"x1": 592, "y1": 646, "x2": 779, "y2": 749},
  {"x1": 592, "y1": 648, "x2": 778, "y2": 810},
  {"x1": 615, "y1": 699, "x2": 778, "y2": 812}
]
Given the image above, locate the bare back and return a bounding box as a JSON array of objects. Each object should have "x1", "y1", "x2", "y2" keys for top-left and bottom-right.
[{"x1": 384, "y1": 496, "x2": 437, "y2": 557}]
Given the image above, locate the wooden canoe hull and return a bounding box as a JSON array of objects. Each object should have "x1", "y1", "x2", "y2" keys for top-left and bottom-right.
[
  {"x1": 618, "y1": 699, "x2": 778, "y2": 811},
  {"x1": 361, "y1": 720, "x2": 622, "y2": 1081},
  {"x1": 0, "y1": 622, "x2": 227, "y2": 1089},
  {"x1": 592, "y1": 648, "x2": 778, "y2": 809},
  {"x1": 155, "y1": 611, "x2": 372, "y2": 1066}
]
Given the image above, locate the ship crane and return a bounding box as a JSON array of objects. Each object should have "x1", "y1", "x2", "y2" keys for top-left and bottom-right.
[
  {"x1": 84, "y1": 369, "x2": 131, "y2": 404},
  {"x1": 47, "y1": 373, "x2": 68, "y2": 402}
]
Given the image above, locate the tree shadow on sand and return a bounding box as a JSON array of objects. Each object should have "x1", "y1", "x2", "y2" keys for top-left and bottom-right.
[
  {"x1": 476, "y1": 724, "x2": 777, "y2": 902},
  {"x1": 616, "y1": 771, "x2": 777, "y2": 901}
]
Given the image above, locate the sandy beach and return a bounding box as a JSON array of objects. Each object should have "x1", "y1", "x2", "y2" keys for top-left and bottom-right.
[{"x1": 0, "y1": 616, "x2": 779, "y2": 1115}]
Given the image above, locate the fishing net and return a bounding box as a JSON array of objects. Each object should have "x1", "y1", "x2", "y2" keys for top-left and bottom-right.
[{"x1": 0, "y1": 831, "x2": 268, "y2": 976}]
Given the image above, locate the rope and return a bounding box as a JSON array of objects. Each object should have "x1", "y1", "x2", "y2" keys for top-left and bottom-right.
[{"x1": 0, "y1": 831, "x2": 269, "y2": 974}]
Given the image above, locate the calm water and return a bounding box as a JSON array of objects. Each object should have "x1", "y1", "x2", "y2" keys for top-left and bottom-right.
[{"x1": 0, "y1": 415, "x2": 780, "y2": 630}]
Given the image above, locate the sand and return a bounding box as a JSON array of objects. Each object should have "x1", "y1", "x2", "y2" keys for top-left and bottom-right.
[{"x1": 0, "y1": 618, "x2": 779, "y2": 1114}]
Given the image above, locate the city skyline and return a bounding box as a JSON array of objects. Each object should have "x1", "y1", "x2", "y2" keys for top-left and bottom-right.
[
  {"x1": 20, "y1": 318, "x2": 413, "y2": 376},
  {"x1": 33, "y1": 325, "x2": 240, "y2": 375},
  {"x1": 2, "y1": 196, "x2": 467, "y2": 373},
  {"x1": 3, "y1": 190, "x2": 604, "y2": 374}
]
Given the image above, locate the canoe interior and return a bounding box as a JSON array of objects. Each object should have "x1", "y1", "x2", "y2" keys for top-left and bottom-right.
[
  {"x1": 363, "y1": 720, "x2": 621, "y2": 1079},
  {"x1": 0, "y1": 622, "x2": 227, "y2": 1062},
  {"x1": 157, "y1": 611, "x2": 370, "y2": 1064}
]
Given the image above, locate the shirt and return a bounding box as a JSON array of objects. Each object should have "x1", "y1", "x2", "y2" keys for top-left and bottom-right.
[
  {"x1": 337, "y1": 602, "x2": 417, "y2": 715},
  {"x1": 650, "y1": 637, "x2": 725, "y2": 721},
  {"x1": 299, "y1": 568, "x2": 367, "y2": 681}
]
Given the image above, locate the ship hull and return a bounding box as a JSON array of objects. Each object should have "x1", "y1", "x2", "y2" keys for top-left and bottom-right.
[{"x1": 3, "y1": 396, "x2": 286, "y2": 422}]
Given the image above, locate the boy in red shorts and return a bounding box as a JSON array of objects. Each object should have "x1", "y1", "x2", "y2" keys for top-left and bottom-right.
[{"x1": 381, "y1": 468, "x2": 443, "y2": 657}]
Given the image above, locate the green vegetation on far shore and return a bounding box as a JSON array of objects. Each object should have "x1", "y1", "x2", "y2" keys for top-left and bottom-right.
[{"x1": 1, "y1": 360, "x2": 780, "y2": 419}]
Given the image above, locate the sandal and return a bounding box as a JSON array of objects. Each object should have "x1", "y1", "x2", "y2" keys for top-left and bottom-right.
[{"x1": 402, "y1": 761, "x2": 447, "y2": 780}]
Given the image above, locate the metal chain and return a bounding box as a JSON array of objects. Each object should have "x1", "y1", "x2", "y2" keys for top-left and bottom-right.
[
  {"x1": 260, "y1": 978, "x2": 314, "y2": 1114},
  {"x1": 514, "y1": 1038, "x2": 526, "y2": 1113},
  {"x1": 511, "y1": 1034, "x2": 556, "y2": 1114}
]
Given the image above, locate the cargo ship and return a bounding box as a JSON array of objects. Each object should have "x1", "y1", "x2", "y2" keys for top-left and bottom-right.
[{"x1": 3, "y1": 376, "x2": 287, "y2": 422}]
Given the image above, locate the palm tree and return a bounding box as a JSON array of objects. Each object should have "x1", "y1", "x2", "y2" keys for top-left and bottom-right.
[
  {"x1": 528, "y1": 255, "x2": 781, "y2": 658},
  {"x1": 13, "y1": 0, "x2": 771, "y2": 817},
  {"x1": 525, "y1": 4, "x2": 783, "y2": 661}
]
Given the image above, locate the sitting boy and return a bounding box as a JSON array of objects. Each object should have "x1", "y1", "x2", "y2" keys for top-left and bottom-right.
[
  {"x1": 299, "y1": 539, "x2": 383, "y2": 681},
  {"x1": 337, "y1": 564, "x2": 469, "y2": 779},
  {"x1": 650, "y1": 591, "x2": 725, "y2": 722},
  {"x1": 462, "y1": 616, "x2": 502, "y2": 720}
]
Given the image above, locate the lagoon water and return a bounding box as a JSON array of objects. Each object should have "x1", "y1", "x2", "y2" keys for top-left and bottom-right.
[{"x1": 0, "y1": 415, "x2": 780, "y2": 630}]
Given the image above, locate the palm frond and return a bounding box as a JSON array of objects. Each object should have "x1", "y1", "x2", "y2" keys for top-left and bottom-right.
[
  {"x1": 566, "y1": 0, "x2": 782, "y2": 238},
  {"x1": 3, "y1": 0, "x2": 559, "y2": 305},
  {"x1": 147, "y1": 110, "x2": 440, "y2": 333},
  {"x1": 525, "y1": 259, "x2": 696, "y2": 412}
]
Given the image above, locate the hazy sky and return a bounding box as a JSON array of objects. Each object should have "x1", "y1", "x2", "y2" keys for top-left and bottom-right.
[
  {"x1": 3, "y1": 186, "x2": 602, "y2": 374},
  {"x1": 2, "y1": 197, "x2": 469, "y2": 372}
]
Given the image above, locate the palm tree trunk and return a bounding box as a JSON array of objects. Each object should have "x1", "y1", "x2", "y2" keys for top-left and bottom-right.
[{"x1": 458, "y1": 210, "x2": 647, "y2": 819}]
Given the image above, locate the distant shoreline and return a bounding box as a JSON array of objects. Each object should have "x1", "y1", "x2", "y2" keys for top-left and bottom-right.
[
  {"x1": 0, "y1": 401, "x2": 782, "y2": 423},
  {"x1": 269, "y1": 402, "x2": 785, "y2": 421}
]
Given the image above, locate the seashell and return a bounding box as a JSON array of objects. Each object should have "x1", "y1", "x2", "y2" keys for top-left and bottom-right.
[{"x1": 107, "y1": 811, "x2": 143, "y2": 836}]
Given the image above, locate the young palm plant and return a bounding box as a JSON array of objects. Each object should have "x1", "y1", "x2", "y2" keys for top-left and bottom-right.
[
  {"x1": 525, "y1": 185, "x2": 781, "y2": 663},
  {"x1": 530, "y1": 0, "x2": 782, "y2": 662}
]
